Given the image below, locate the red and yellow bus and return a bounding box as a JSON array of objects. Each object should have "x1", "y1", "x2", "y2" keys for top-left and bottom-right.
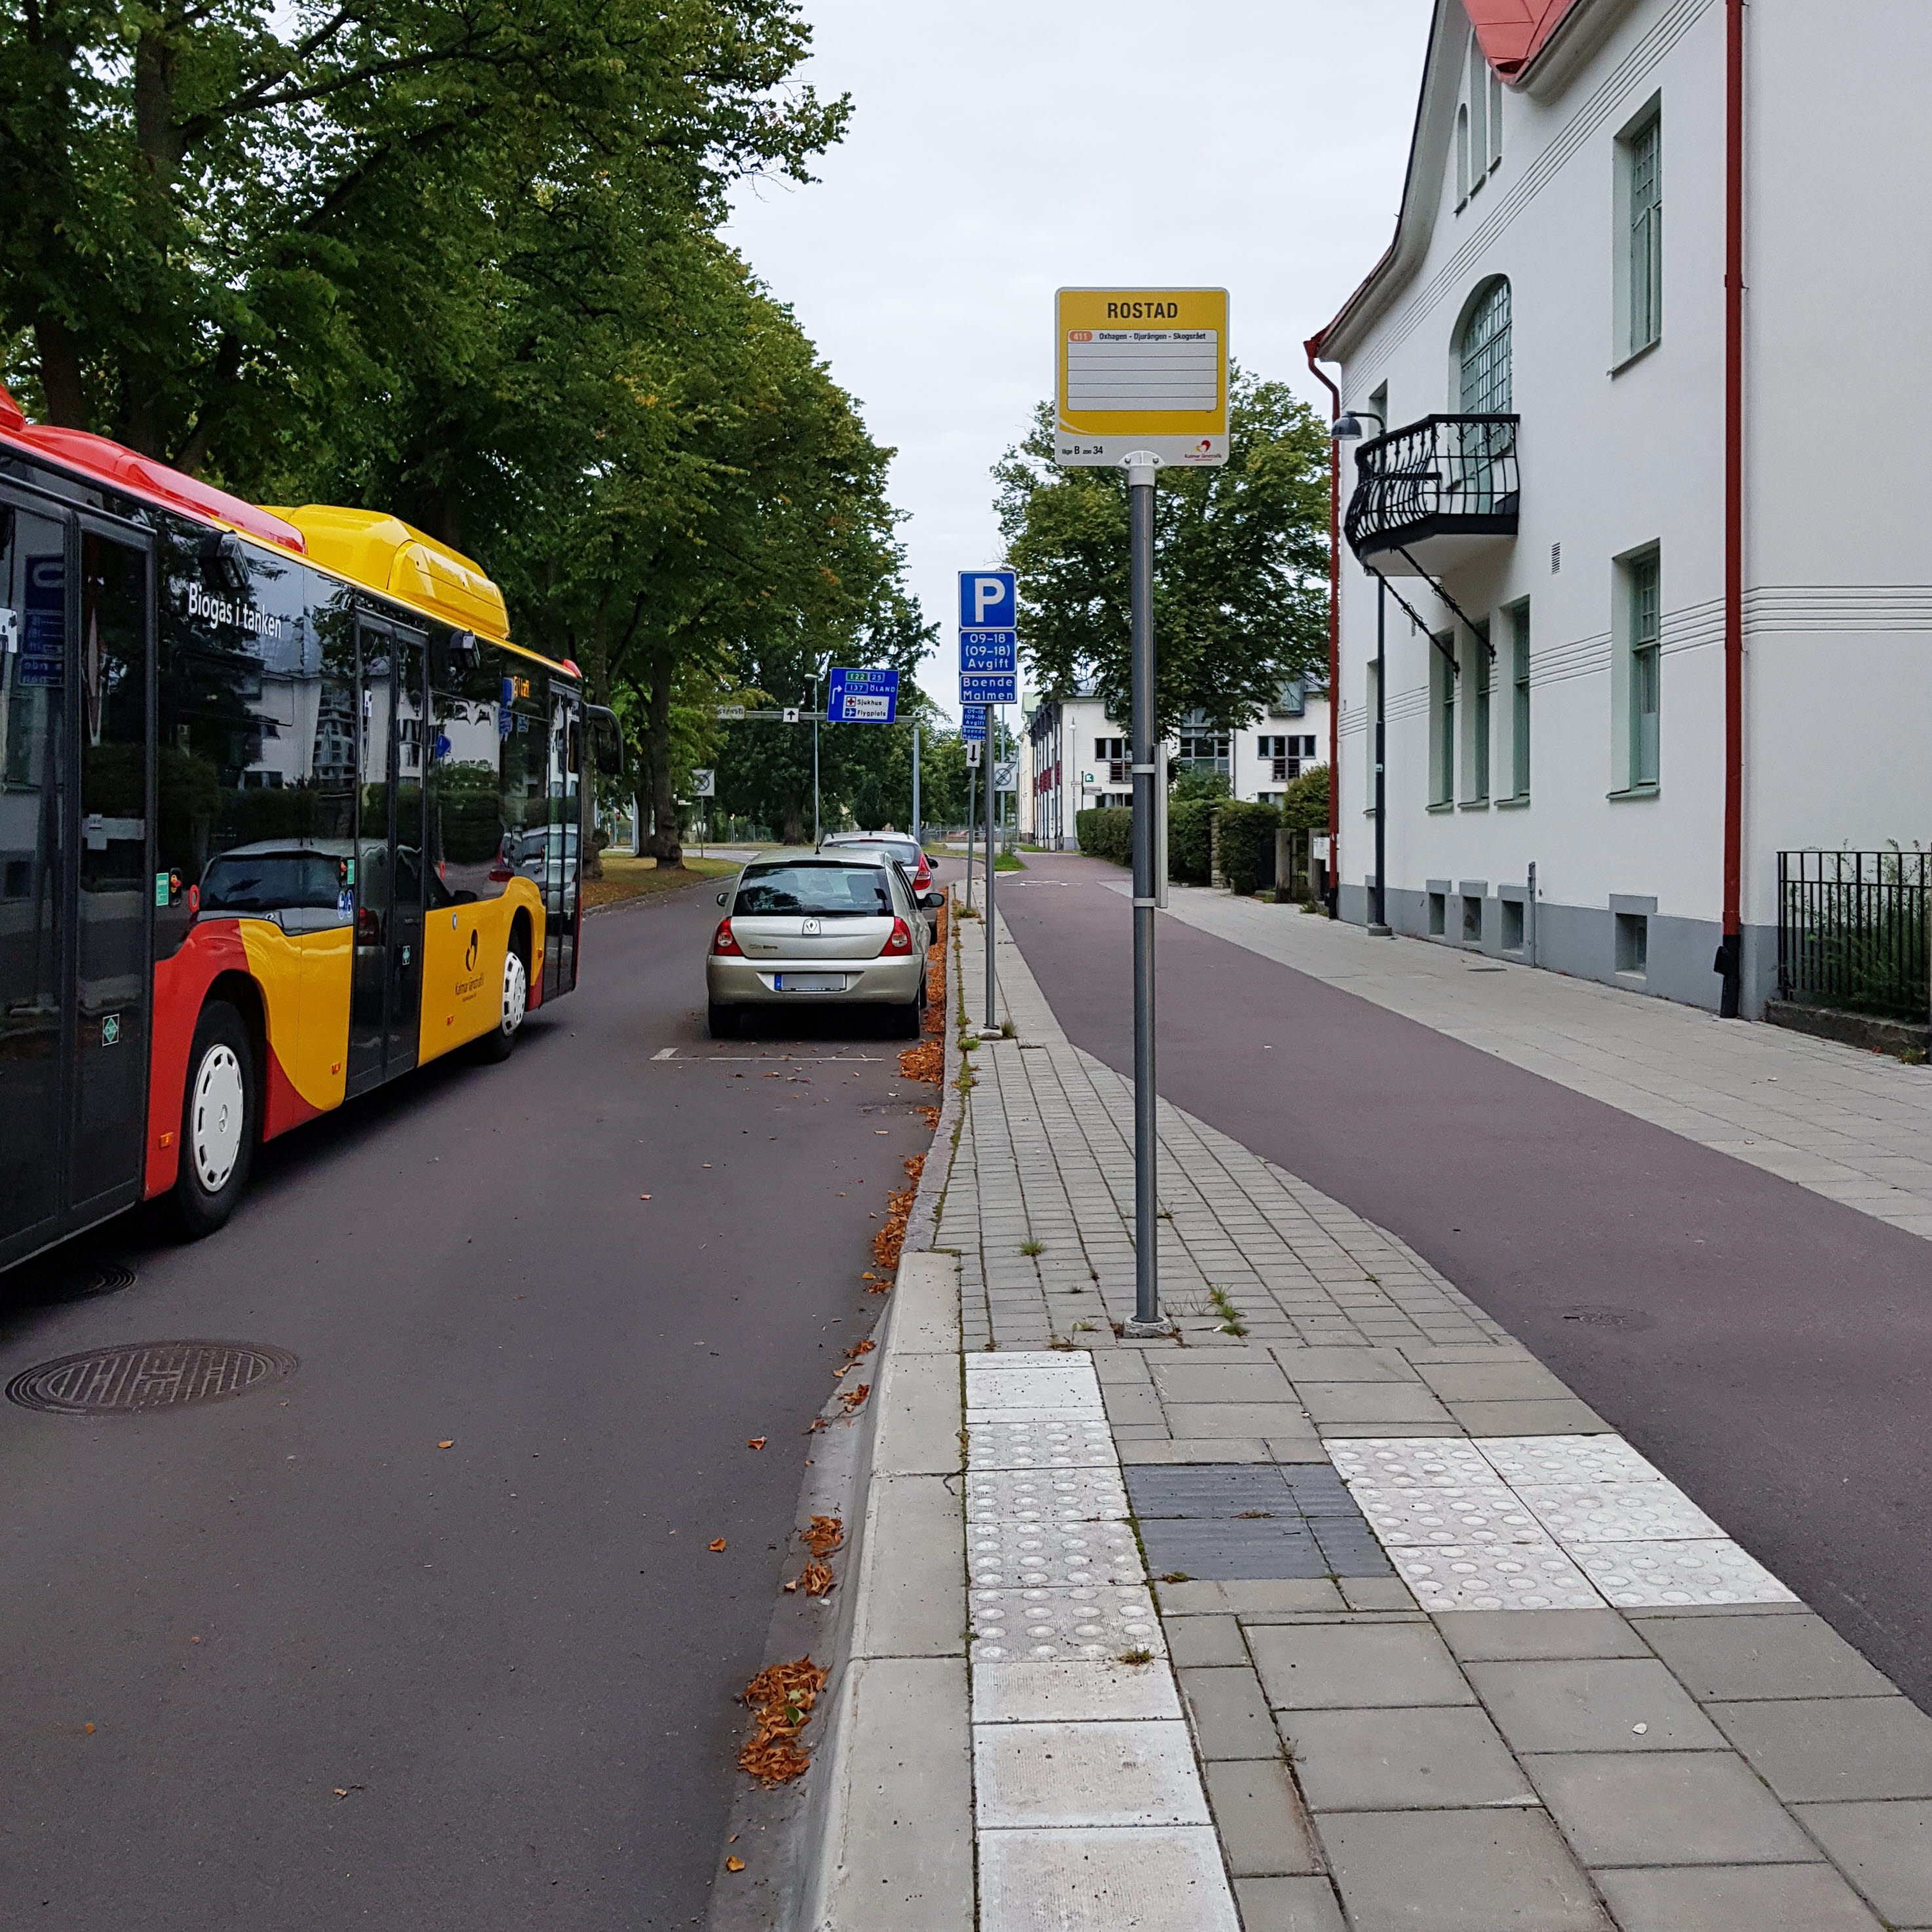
[{"x1": 1, "y1": 385, "x2": 607, "y2": 1266}]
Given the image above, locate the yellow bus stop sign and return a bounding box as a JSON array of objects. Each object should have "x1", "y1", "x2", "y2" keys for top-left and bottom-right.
[{"x1": 1054, "y1": 287, "x2": 1229, "y2": 469}]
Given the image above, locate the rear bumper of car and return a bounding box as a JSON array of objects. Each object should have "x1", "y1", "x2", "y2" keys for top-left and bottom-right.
[{"x1": 706, "y1": 954, "x2": 922, "y2": 1007}]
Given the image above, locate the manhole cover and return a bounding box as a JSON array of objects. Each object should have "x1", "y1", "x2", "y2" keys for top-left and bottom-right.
[{"x1": 6, "y1": 1340, "x2": 297, "y2": 1416}]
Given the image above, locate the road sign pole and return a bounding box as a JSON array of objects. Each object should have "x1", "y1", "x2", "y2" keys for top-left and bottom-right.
[
  {"x1": 911, "y1": 724, "x2": 921, "y2": 849},
  {"x1": 985, "y1": 706, "x2": 998, "y2": 1029},
  {"x1": 1125, "y1": 451, "x2": 1165, "y2": 1335},
  {"x1": 965, "y1": 754, "x2": 977, "y2": 911}
]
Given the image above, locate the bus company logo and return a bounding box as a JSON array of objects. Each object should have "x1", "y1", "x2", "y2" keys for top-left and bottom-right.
[
  {"x1": 184, "y1": 581, "x2": 285, "y2": 640},
  {"x1": 465, "y1": 929, "x2": 479, "y2": 972}
]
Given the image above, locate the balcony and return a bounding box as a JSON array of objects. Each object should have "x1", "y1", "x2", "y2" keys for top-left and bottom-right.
[{"x1": 1343, "y1": 414, "x2": 1519, "y2": 577}]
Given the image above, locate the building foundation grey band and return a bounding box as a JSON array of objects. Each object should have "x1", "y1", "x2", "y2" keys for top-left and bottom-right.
[{"x1": 1126, "y1": 450, "x2": 1161, "y2": 1329}]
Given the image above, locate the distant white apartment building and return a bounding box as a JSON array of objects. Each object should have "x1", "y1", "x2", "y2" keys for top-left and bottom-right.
[
  {"x1": 1021, "y1": 682, "x2": 1330, "y2": 849},
  {"x1": 1312, "y1": 0, "x2": 1932, "y2": 1017}
]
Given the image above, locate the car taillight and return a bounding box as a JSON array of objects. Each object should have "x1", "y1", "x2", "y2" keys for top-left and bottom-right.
[
  {"x1": 711, "y1": 917, "x2": 742, "y2": 956},
  {"x1": 914, "y1": 862, "x2": 931, "y2": 890},
  {"x1": 881, "y1": 916, "x2": 913, "y2": 955}
]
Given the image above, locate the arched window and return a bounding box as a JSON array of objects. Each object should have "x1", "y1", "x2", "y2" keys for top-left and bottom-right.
[{"x1": 1458, "y1": 277, "x2": 1513, "y2": 415}]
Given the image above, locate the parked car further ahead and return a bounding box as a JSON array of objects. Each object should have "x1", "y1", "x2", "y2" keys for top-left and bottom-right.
[
  {"x1": 819, "y1": 832, "x2": 934, "y2": 898},
  {"x1": 706, "y1": 849, "x2": 942, "y2": 1038}
]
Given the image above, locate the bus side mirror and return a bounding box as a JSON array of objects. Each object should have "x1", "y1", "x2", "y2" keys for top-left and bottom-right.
[{"x1": 585, "y1": 704, "x2": 623, "y2": 775}]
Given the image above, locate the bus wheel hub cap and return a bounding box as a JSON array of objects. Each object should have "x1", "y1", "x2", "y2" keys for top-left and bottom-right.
[
  {"x1": 193, "y1": 1045, "x2": 246, "y2": 1191},
  {"x1": 503, "y1": 953, "x2": 527, "y2": 1032}
]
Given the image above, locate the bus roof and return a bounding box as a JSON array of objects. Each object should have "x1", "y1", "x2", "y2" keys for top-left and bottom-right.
[{"x1": 0, "y1": 383, "x2": 575, "y2": 682}]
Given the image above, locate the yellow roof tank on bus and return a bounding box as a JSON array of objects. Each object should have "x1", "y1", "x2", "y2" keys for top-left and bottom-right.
[{"x1": 260, "y1": 505, "x2": 513, "y2": 645}]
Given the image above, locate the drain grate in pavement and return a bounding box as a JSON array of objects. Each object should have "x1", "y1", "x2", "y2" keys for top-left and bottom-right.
[
  {"x1": 1127, "y1": 1463, "x2": 1393, "y2": 1581},
  {"x1": 7, "y1": 1340, "x2": 298, "y2": 1416}
]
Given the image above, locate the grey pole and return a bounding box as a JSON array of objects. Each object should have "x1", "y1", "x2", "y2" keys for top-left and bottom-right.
[
  {"x1": 1123, "y1": 450, "x2": 1165, "y2": 1336},
  {"x1": 911, "y1": 724, "x2": 921, "y2": 849},
  {"x1": 984, "y1": 707, "x2": 998, "y2": 1030},
  {"x1": 1370, "y1": 573, "x2": 1391, "y2": 935},
  {"x1": 965, "y1": 749, "x2": 977, "y2": 912},
  {"x1": 812, "y1": 697, "x2": 821, "y2": 849}
]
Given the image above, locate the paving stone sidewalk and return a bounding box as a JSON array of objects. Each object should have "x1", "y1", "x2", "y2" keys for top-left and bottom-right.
[{"x1": 918, "y1": 908, "x2": 1932, "y2": 1932}]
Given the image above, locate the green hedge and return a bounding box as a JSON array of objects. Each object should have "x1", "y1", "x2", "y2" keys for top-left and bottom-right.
[
  {"x1": 1075, "y1": 805, "x2": 1134, "y2": 866},
  {"x1": 1168, "y1": 798, "x2": 1215, "y2": 885},
  {"x1": 1214, "y1": 800, "x2": 1280, "y2": 896}
]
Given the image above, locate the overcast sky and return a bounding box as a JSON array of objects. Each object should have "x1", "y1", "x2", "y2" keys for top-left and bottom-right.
[{"x1": 724, "y1": 0, "x2": 1434, "y2": 719}]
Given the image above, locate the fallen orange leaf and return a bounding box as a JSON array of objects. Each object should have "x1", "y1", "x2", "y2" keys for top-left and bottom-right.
[
  {"x1": 437, "y1": 1440, "x2": 454, "y2": 1449},
  {"x1": 746, "y1": 1437, "x2": 766, "y2": 1450},
  {"x1": 708, "y1": 1537, "x2": 727, "y2": 1552},
  {"x1": 725, "y1": 1856, "x2": 745, "y2": 1872}
]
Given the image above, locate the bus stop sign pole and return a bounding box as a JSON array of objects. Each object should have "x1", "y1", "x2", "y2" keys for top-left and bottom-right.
[{"x1": 1125, "y1": 450, "x2": 1165, "y2": 1336}]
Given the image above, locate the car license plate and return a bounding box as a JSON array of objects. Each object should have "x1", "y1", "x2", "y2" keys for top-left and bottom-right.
[{"x1": 773, "y1": 973, "x2": 846, "y2": 993}]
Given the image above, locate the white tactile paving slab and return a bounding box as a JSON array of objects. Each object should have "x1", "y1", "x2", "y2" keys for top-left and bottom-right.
[
  {"x1": 969, "y1": 1351, "x2": 1095, "y2": 1371},
  {"x1": 970, "y1": 1585, "x2": 1166, "y2": 1661},
  {"x1": 966, "y1": 1467, "x2": 1130, "y2": 1523},
  {"x1": 969, "y1": 1517, "x2": 1146, "y2": 1589},
  {"x1": 1387, "y1": 1540, "x2": 1605, "y2": 1612},
  {"x1": 1341, "y1": 1476, "x2": 1550, "y2": 1549},
  {"x1": 969, "y1": 1418, "x2": 1119, "y2": 1471},
  {"x1": 974, "y1": 1719, "x2": 1210, "y2": 1827},
  {"x1": 973, "y1": 1659, "x2": 1182, "y2": 1725},
  {"x1": 1328, "y1": 1437, "x2": 1503, "y2": 1488},
  {"x1": 1473, "y1": 1433, "x2": 1667, "y2": 1486},
  {"x1": 978, "y1": 1826, "x2": 1243, "y2": 1932},
  {"x1": 1514, "y1": 1479, "x2": 1726, "y2": 1543},
  {"x1": 1568, "y1": 1537, "x2": 1798, "y2": 1607}
]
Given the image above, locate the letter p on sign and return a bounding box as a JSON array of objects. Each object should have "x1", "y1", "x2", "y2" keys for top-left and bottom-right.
[{"x1": 959, "y1": 569, "x2": 1016, "y2": 632}]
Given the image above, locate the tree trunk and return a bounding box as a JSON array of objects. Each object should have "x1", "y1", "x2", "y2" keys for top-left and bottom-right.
[
  {"x1": 642, "y1": 644, "x2": 682, "y2": 866},
  {"x1": 33, "y1": 312, "x2": 88, "y2": 429}
]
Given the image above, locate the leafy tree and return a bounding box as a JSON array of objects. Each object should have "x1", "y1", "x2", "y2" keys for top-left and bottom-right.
[
  {"x1": 1278, "y1": 760, "x2": 1330, "y2": 832},
  {"x1": 993, "y1": 372, "x2": 1330, "y2": 736}
]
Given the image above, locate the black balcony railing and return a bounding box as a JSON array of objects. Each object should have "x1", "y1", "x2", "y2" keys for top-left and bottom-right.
[
  {"x1": 1777, "y1": 849, "x2": 1931, "y2": 1022},
  {"x1": 1343, "y1": 414, "x2": 1520, "y2": 566}
]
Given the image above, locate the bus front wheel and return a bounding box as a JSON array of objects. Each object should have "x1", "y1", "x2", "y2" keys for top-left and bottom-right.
[
  {"x1": 474, "y1": 945, "x2": 528, "y2": 1063},
  {"x1": 172, "y1": 1002, "x2": 257, "y2": 1238}
]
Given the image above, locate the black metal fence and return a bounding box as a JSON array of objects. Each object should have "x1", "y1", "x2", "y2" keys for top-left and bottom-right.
[{"x1": 1777, "y1": 850, "x2": 1931, "y2": 1021}]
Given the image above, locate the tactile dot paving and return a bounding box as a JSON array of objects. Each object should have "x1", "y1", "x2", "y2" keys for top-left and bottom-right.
[
  {"x1": 969, "y1": 1585, "x2": 1165, "y2": 1661},
  {"x1": 1474, "y1": 1434, "x2": 1664, "y2": 1487},
  {"x1": 1568, "y1": 1537, "x2": 1798, "y2": 1607},
  {"x1": 1328, "y1": 1438, "x2": 1499, "y2": 1487},
  {"x1": 1390, "y1": 1542, "x2": 1604, "y2": 1612},
  {"x1": 969, "y1": 1418, "x2": 1119, "y2": 1471},
  {"x1": 969, "y1": 1518, "x2": 1146, "y2": 1589},
  {"x1": 967, "y1": 1467, "x2": 1130, "y2": 1524},
  {"x1": 1344, "y1": 1478, "x2": 1548, "y2": 1549},
  {"x1": 1514, "y1": 1480, "x2": 1724, "y2": 1544}
]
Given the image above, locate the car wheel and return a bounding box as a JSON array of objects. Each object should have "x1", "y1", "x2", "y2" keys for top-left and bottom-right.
[
  {"x1": 171, "y1": 1001, "x2": 256, "y2": 1238},
  {"x1": 474, "y1": 944, "x2": 528, "y2": 1062},
  {"x1": 708, "y1": 1001, "x2": 738, "y2": 1039},
  {"x1": 889, "y1": 989, "x2": 923, "y2": 1038}
]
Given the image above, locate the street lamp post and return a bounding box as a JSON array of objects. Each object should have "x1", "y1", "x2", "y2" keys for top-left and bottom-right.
[{"x1": 1331, "y1": 410, "x2": 1393, "y2": 937}]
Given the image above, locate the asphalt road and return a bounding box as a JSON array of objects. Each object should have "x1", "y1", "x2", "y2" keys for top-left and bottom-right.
[
  {"x1": 998, "y1": 853, "x2": 1932, "y2": 1714},
  {"x1": 0, "y1": 876, "x2": 931, "y2": 1930}
]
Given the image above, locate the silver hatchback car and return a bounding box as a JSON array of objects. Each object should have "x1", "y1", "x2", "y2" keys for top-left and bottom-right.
[{"x1": 706, "y1": 849, "x2": 942, "y2": 1038}]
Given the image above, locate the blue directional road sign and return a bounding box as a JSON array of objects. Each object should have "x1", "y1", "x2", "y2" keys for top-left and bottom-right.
[
  {"x1": 959, "y1": 628, "x2": 1017, "y2": 674},
  {"x1": 960, "y1": 671, "x2": 1018, "y2": 705},
  {"x1": 827, "y1": 666, "x2": 899, "y2": 724},
  {"x1": 959, "y1": 570, "x2": 1016, "y2": 631},
  {"x1": 960, "y1": 704, "x2": 988, "y2": 741}
]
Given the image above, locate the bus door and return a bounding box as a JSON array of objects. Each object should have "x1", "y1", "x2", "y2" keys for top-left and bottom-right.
[
  {"x1": 347, "y1": 617, "x2": 427, "y2": 1096},
  {"x1": 0, "y1": 497, "x2": 151, "y2": 1263},
  {"x1": 543, "y1": 684, "x2": 581, "y2": 999}
]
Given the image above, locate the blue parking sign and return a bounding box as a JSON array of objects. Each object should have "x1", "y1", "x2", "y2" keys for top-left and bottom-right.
[
  {"x1": 961, "y1": 705, "x2": 988, "y2": 741},
  {"x1": 827, "y1": 666, "x2": 899, "y2": 724},
  {"x1": 958, "y1": 570, "x2": 1016, "y2": 632},
  {"x1": 959, "y1": 629, "x2": 1017, "y2": 673},
  {"x1": 959, "y1": 672, "x2": 1017, "y2": 705}
]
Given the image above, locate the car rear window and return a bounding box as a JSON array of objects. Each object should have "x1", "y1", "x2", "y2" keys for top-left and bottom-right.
[
  {"x1": 734, "y1": 864, "x2": 893, "y2": 918},
  {"x1": 200, "y1": 851, "x2": 345, "y2": 914}
]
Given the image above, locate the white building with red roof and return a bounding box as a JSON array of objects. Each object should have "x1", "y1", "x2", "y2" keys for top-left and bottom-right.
[{"x1": 1311, "y1": 0, "x2": 1932, "y2": 1028}]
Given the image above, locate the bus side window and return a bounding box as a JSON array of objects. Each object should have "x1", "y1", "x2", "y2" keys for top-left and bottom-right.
[{"x1": 426, "y1": 630, "x2": 509, "y2": 904}]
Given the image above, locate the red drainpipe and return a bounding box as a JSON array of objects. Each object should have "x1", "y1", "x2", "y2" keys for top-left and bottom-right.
[
  {"x1": 1719, "y1": 0, "x2": 1745, "y2": 1016},
  {"x1": 1305, "y1": 334, "x2": 1342, "y2": 910}
]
